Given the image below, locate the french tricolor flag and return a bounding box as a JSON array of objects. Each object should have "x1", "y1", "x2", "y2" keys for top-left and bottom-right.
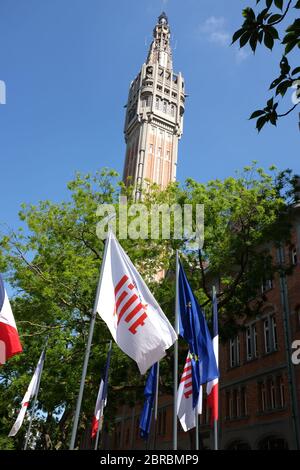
[
  {"x1": 0, "y1": 275, "x2": 22, "y2": 364},
  {"x1": 206, "y1": 290, "x2": 219, "y2": 425},
  {"x1": 91, "y1": 342, "x2": 112, "y2": 439}
]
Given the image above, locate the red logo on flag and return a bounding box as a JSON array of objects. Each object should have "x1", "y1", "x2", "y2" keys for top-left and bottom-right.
[{"x1": 114, "y1": 275, "x2": 148, "y2": 335}]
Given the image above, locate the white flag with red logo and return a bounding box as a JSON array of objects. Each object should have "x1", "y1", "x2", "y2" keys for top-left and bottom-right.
[
  {"x1": 9, "y1": 350, "x2": 45, "y2": 437},
  {"x1": 177, "y1": 353, "x2": 202, "y2": 432},
  {"x1": 96, "y1": 232, "x2": 177, "y2": 375}
]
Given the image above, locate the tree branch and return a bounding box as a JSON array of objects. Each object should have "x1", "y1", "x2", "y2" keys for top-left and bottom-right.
[
  {"x1": 269, "y1": 0, "x2": 293, "y2": 26},
  {"x1": 198, "y1": 249, "x2": 212, "y2": 302},
  {"x1": 278, "y1": 102, "x2": 299, "y2": 117}
]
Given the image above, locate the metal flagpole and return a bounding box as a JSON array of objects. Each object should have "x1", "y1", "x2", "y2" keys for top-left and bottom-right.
[
  {"x1": 69, "y1": 233, "x2": 111, "y2": 450},
  {"x1": 212, "y1": 286, "x2": 219, "y2": 451},
  {"x1": 153, "y1": 361, "x2": 160, "y2": 450},
  {"x1": 173, "y1": 250, "x2": 179, "y2": 450},
  {"x1": 214, "y1": 419, "x2": 218, "y2": 451},
  {"x1": 24, "y1": 339, "x2": 48, "y2": 450},
  {"x1": 94, "y1": 340, "x2": 112, "y2": 450},
  {"x1": 195, "y1": 408, "x2": 199, "y2": 450}
]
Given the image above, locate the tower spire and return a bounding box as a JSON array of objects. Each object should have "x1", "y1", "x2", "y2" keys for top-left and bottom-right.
[{"x1": 146, "y1": 12, "x2": 173, "y2": 70}]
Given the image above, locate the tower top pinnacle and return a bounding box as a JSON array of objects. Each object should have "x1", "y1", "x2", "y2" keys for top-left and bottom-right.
[
  {"x1": 146, "y1": 13, "x2": 172, "y2": 70},
  {"x1": 158, "y1": 11, "x2": 168, "y2": 25}
]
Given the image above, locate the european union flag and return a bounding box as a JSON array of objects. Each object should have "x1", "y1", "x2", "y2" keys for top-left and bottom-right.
[
  {"x1": 178, "y1": 260, "x2": 219, "y2": 408},
  {"x1": 139, "y1": 363, "x2": 158, "y2": 440}
]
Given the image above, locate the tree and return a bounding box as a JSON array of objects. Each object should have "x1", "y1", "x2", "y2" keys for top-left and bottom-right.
[
  {"x1": 232, "y1": 0, "x2": 300, "y2": 131},
  {"x1": 0, "y1": 164, "x2": 296, "y2": 449}
]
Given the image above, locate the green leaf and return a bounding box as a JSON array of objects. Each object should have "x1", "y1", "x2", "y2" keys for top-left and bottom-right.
[
  {"x1": 258, "y1": 30, "x2": 264, "y2": 43},
  {"x1": 243, "y1": 7, "x2": 256, "y2": 20},
  {"x1": 280, "y1": 56, "x2": 290, "y2": 74},
  {"x1": 268, "y1": 14, "x2": 282, "y2": 23},
  {"x1": 295, "y1": 0, "x2": 300, "y2": 8},
  {"x1": 274, "y1": 0, "x2": 283, "y2": 10},
  {"x1": 232, "y1": 28, "x2": 245, "y2": 44},
  {"x1": 266, "y1": 0, "x2": 273, "y2": 8},
  {"x1": 265, "y1": 25, "x2": 280, "y2": 39},
  {"x1": 285, "y1": 40, "x2": 298, "y2": 54},
  {"x1": 250, "y1": 110, "x2": 266, "y2": 119},
  {"x1": 286, "y1": 19, "x2": 300, "y2": 32},
  {"x1": 258, "y1": 8, "x2": 270, "y2": 23},
  {"x1": 269, "y1": 111, "x2": 278, "y2": 126},
  {"x1": 240, "y1": 31, "x2": 252, "y2": 47},
  {"x1": 276, "y1": 79, "x2": 292, "y2": 96},
  {"x1": 282, "y1": 32, "x2": 298, "y2": 44},
  {"x1": 292, "y1": 67, "x2": 300, "y2": 75},
  {"x1": 256, "y1": 115, "x2": 268, "y2": 132},
  {"x1": 264, "y1": 31, "x2": 275, "y2": 49},
  {"x1": 270, "y1": 75, "x2": 285, "y2": 89},
  {"x1": 250, "y1": 32, "x2": 259, "y2": 51}
]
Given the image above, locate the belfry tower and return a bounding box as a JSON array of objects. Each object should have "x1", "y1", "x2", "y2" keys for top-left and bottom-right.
[{"x1": 123, "y1": 12, "x2": 185, "y2": 199}]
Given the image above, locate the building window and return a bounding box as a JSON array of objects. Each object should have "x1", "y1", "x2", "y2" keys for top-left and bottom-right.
[
  {"x1": 236, "y1": 389, "x2": 241, "y2": 417},
  {"x1": 225, "y1": 391, "x2": 231, "y2": 420},
  {"x1": 155, "y1": 158, "x2": 162, "y2": 184},
  {"x1": 291, "y1": 246, "x2": 298, "y2": 266},
  {"x1": 277, "y1": 376, "x2": 286, "y2": 408},
  {"x1": 163, "y1": 101, "x2": 168, "y2": 113},
  {"x1": 229, "y1": 336, "x2": 240, "y2": 368},
  {"x1": 258, "y1": 437, "x2": 288, "y2": 450},
  {"x1": 263, "y1": 315, "x2": 277, "y2": 354},
  {"x1": 258, "y1": 382, "x2": 267, "y2": 412},
  {"x1": 149, "y1": 144, "x2": 154, "y2": 154},
  {"x1": 261, "y1": 278, "x2": 273, "y2": 293},
  {"x1": 157, "y1": 147, "x2": 162, "y2": 158},
  {"x1": 226, "y1": 388, "x2": 247, "y2": 420},
  {"x1": 272, "y1": 316, "x2": 278, "y2": 350},
  {"x1": 258, "y1": 376, "x2": 285, "y2": 412},
  {"x1": 241, "y1": 387, "x2": 247, "y2": 417},
  {"x1": 267, "y1": 378, "x2": 276, "y2": 409},
  {"x1": 261, "y1": 257, "x2": 273, "y2": 292},
  {"x1": 232, "y1": 389, "x2": 238, "y2": 418},
  {"x1": 155, "y1": 97, "x2": 160, "y2": 110},
  {"x1": 166, "y1": 150, "x2": 170, "y2": 160},
  {"x1": 246, "y1": 324, "x2": 258, "y2": 361}
]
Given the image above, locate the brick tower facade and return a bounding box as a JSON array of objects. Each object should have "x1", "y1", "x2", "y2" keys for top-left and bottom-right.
[{"x1": 122, "y1": 12, "x2": 185, "y2": 199}]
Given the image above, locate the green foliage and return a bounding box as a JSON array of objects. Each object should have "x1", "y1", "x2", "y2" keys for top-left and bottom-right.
[
  {"x1": 232, "y1": 0, "x2": 300, "y2": 130},
  {"x1": 0, "y1": 164, "x2": 296, "y2": 449}
]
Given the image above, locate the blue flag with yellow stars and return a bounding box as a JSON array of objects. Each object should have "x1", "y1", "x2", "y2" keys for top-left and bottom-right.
[{"x1": 178, "y1": 260, "x2": 219, "y2": 409}]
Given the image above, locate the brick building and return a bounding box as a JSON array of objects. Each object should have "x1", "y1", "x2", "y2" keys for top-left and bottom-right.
[
  {"x1": 217, "y1": 201, "x2": 300, "y2": 450},
  {"x1": 104, "y1": 201, "x2": 300, "y2": 451}
]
